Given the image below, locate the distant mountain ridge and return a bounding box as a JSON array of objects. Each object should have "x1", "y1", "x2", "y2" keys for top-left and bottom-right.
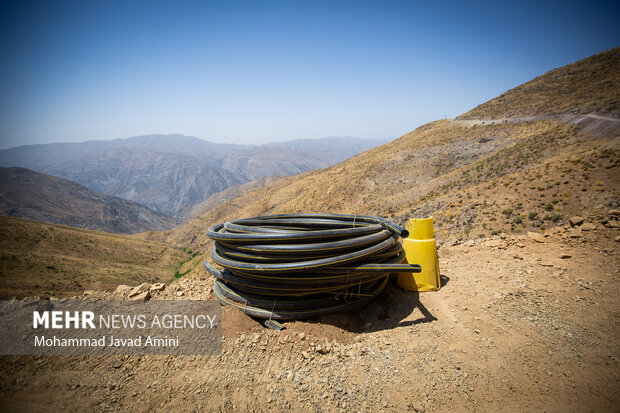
[
  {"x1": 0, "y1": 135, "x2": 387, "y2": 217},
  {"x1": 0, "y1": 167, "x2": 177, "y2": 234},
  {"x1": 42, "y1": 147, "x2": 242, "y2": 218}
]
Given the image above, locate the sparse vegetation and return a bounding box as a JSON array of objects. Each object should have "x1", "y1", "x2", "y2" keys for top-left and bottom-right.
[{"x1": 0, "y1": 216, "x2": 187, "y2": 297}]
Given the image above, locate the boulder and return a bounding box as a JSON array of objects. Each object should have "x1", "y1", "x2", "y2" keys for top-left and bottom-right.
[
  {"x1": 129, "y1": 290, "x2": 150, "y2": 301},
  {"x1": 150, "y1": 283, "x2": 165, "y2": 292},
  {"x1": 128, "y1": 283, "x2": 152, "y2": 298}
]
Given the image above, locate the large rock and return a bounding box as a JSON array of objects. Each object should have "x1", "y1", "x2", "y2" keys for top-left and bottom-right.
[
  {"x1": 569, "y1": 216, "x2": 584, "y2": 227},
  {"x1": 150, "y1": 283, "x2": 165, "y2": 292},
  {"x1": 128, "y1": 283, "x2": 152, "y2": 298},
  {"x1": 129, "y1": 290, "x2": 150, "y2": 301}
]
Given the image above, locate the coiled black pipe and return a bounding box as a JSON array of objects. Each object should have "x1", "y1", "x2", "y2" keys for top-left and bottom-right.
[{"x1": 204, "y1": 213, "x2": 421, "y2": 321}]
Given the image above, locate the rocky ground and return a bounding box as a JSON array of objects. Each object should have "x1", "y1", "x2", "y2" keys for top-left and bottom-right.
[{"x1": 0, "y1": 209, "x2": 618, "y2": 412}]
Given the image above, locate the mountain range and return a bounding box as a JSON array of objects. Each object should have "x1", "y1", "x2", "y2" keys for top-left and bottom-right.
[{"x1": 0, "y1": 135, "x2": 387, "y2": 218}]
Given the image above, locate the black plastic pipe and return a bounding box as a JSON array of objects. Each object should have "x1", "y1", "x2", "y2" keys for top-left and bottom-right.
[{"x1": 204, "y1": 213, "x2": 420, "y2": 320}]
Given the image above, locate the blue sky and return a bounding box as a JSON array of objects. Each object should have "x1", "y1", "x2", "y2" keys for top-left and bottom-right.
[{"x1": 0, "y1": 0, "x2": 618, "y2": 148}]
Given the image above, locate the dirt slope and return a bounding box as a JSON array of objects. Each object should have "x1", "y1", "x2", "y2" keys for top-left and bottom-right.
[
  {"x1": 1, "y1": 225, "x2": 618, "y2": 411},
  {"x1": 0, "y1": 215, "x2": 188, "y2": 298},
  {"x1": 459, "y1": 46, "x2": 620, "y2": 119}
]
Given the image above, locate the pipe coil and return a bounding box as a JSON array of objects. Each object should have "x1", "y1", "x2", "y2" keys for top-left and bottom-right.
[{"x1": 204, "y1": 213, "x2": 420, "y2": 320}]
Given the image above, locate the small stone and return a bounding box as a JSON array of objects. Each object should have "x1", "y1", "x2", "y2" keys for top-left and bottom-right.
[
  {"x1": 176, "y1": 291, "x2": 184, "y2": 297},
  {"x1": 128, "y1": 283, "x2": 151, "y2": 298},
  {"x1": 569, "y1": 216, "x2": 584, "y2": 227},
  {"x1": 608, "y1": 220, "x2": 619, "y2": 228},
  {"x1": 615, "y1": 235, "x2": 620, "y2": 242},
  {"x1": 580, "y1": 223, "x2": 596, "y2": 231},
  {"x1": 83, "y1": 290, "x2": 95, "y2": 296},
  {"x1": 130, "y1": 291, "x2": 150, "y2": 301},
  {"x1": 609, "y1": 209, "x2": 620, "y2": 217},
  {"x1": 558, "y1": 253, "x2": 572, "y2": 259},
  {"x1": 150, "y1": 283, "x2": 165, "y2": 292},
  {"x1": 527, "y1": 231, "x2": 545, "y2": 243},
  {"x1": 301, "y1": 351, "x2": 310, "y2": 359},
  {"x1": 567, "y1": 229, "x2": 582, "y2": 238}
]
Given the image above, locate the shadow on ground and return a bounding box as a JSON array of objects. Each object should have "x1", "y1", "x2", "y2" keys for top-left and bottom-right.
[{"x1": 314, "y1": 274, "x2": 449, "y2": 333}]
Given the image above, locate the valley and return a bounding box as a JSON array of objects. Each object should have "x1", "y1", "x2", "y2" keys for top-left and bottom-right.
[{"x1": 0, "y1": 46, "x2": 618, "y2": 412}]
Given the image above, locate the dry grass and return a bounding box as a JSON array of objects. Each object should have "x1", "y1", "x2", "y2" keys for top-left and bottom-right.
[
  {"x1": 459, "y1": 46, "x2": 620, "y2": 119},
  {"x1": 0, "y1": 215, "x2": 189, "y2": 298}
]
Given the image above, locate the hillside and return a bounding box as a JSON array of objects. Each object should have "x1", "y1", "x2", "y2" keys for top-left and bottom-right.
[
  {"x1": 184, "y1": 175, "x2": 283, "y2": 219},
  {"x1": 0, "y1": 167, "x2": 176, "y2": 233},
  {"x1": 1, "y1": 48, "x2": 619, "y2": 412},
  {"x1": 0, "y1": 135, "x2": 385, "y2": 217},
  {"x1": 146, "y1": 118, "x2": 619, "y2": 253},
  {"x1": 0, "y1": 215, "x2": 189, "y2": 298},
  {"x1": 460, "y1": 46, "x2": 620, "y2": 119},
  {"x1": 143, "y1": 47, "x2": 619, "y2": 252},
  {"x1": 263, "y1": 136, "x2": 390, "y2": 163}
]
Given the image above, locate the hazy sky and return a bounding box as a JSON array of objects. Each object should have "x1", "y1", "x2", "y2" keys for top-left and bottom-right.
[{"x1": 0, "y1": 0, "x2": 618, "y2": 148}]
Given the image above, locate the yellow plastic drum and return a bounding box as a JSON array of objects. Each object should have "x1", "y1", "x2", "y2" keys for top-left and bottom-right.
[{"x1": 397, "y1": 217, "x2": 440, "y2": 291}]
